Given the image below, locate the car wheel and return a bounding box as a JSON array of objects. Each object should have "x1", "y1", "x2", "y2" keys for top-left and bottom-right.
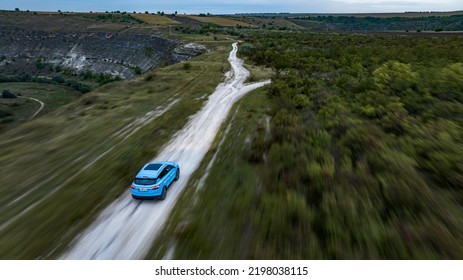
[
  {"x1": 159, "y1": 187, "x2": 167, "y2": 200},
  {"x1": 174, "y1": 168, "x2": 180, "y2": 181}
]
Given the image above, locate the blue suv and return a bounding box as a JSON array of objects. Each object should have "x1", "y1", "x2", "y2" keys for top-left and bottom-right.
[{"x1": 131, "y1": 161, "x2": 180, "y2": 200}]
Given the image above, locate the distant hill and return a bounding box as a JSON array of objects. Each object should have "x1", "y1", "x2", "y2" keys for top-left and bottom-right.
[
  {"x1": 289, "y1": 14, "x2": 463, "y2": 31},
  {"x1": 230, "y1": 11, "x2": 463, "y2": 31}
]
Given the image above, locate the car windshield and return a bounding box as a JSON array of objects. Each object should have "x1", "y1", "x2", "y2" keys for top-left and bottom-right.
[{"x1": 134, "y1": 178, "x2": 157, "y2": 185}]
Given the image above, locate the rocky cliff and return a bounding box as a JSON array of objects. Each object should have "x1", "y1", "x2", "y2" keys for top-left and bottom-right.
[{"x1": 0, "y1": 27, "x2": 208, "y2": 79}]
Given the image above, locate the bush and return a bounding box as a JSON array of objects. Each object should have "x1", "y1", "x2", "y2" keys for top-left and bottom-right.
[
  {"x1": 52, "y1": 75, "x2": 65, "y2": 84},
  {"x1": 132, "y1": 66, "x2": 142, "y2": 75},
  {"x1": 145, "y1": 47, "x2": 153, "y2": 58},
  {"x1": 2, "y1": 90, "x2": 17, "y2": 99},
  {"x1": 183, "y1": 63, "x2": 192, "y2": 70}
]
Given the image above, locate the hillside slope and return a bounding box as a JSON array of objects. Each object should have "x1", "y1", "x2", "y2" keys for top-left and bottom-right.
[{"x1": 0, "y1": 39, "x2": 231, "y2": 259}]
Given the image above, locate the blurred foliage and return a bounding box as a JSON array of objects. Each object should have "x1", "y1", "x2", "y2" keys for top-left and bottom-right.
[
  {"x1": 240, "y1": 32, "x2": 463, "y2": 258},
  {"x1": 174, "y1": 32, "x2": 463, "y2": 259}
]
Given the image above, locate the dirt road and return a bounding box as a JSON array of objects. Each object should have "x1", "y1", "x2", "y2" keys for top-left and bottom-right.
[
  {"x1": 60, "y1": 42, "x2": 270, "y2": 259},
  {"x1": 17, "y1": 96, "x2": 45, "y2": 120}
]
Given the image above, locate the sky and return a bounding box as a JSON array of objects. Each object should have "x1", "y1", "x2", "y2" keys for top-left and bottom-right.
[{"x1": 0, "y1": 0, "x2": 462, "y2": 14}]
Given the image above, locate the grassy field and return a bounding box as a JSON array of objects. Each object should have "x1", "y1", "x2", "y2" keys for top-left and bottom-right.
[
  {"x1": 243, "y1": 63, "x2": 274, "y2": 83},
  {"x1": 0, "y1": 83, "x2": 81, "y2": 130},
  {"x1": 185, "y1": 15, "x2": 256, "y2": 27},
  {"x1": 0, "y1": 37, "x2": 233, "y2": 259},
  {"x1": 132, "y1": 14, "x2": 180, "y2": 25},
  {"x1": 0, "y1": 11, "x2": 138, "y2": 32}
]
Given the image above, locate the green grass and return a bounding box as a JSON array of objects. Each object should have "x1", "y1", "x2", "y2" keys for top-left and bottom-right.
[
  {"x1": 82, "y1": 23, "x2": 129, "y2": 32},
  {"x1": 132, "y1": 14, "x2": 180, "y2": 25},
  {"x1": 0, "y1": 83, "x2": 81, "y2": 129},
  {"x1": 0, "y1": 38, "x2": 232, "y2": 259},
  {"x1": 243, "y1": 62, "x2": 274, "y2": 83},
  {"x1": 146, "y1": 87, "x2": 271, "y2": 259}
]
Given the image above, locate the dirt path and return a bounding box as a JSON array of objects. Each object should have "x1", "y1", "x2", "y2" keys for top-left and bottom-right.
[
  {"x1": 18, "y1": 96, "x2": 45, "y2": 120},
  {"x1": 61, "y1": 42, "x2": 271, "y2": 259}
]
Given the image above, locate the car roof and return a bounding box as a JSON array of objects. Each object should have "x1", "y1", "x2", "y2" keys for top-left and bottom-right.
[{"x1": 135, "y1": 161, "x2": 175, "y2": 179}]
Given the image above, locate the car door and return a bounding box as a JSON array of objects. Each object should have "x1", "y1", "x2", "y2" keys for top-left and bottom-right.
[
  {"x1": 158, "y1": 168, "x2": 168, "y2": 188},
  {"x1": 164, "y1": 164, "x2": 175, "y2": 186}
]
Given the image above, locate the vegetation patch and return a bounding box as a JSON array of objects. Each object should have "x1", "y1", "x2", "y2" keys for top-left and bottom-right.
[
  {"x1": 150, "y1": 31, "x2": 463, "y2": 259},
  {"x1": 290, "y1": 14, "x2": 463, "y2": 31},
  {"x1": 132, "y1": 13, "x2": 181, "y2": 25},
  {"x1": 185, "y1": 15, "x2": 256, "y2": 27}
]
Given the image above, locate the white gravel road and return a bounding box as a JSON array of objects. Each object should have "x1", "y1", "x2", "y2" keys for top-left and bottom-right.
[{"x1": 61, "y1": 42, "x2": 271, "y2": 259}]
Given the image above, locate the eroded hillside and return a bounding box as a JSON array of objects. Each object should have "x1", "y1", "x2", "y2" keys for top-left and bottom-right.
[
  {"x1": 0, "y1": 11, "x2": 207, "y2": 79},
  {"x1": 0, "y1": 28, "x2": 206, "y2": 79}
]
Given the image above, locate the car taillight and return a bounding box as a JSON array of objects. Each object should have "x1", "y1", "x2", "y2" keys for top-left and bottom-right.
[
  {"x1": 131, "y1": 184, "x2": 136, "y2": 189},
  {"x1": 152, "y1": 185, "x2": 160, "y2": 189}
]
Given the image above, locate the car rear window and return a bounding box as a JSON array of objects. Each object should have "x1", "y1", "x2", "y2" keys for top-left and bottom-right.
[
  {"x1": 144, "y1": 163, "x2": 162, "y2": 171},
  {"x1": 134, "y1": 178, "x2": 157, "y2": 185}
]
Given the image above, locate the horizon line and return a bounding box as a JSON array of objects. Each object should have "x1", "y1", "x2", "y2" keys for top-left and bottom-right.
[{"x1": 2, "y1": 8, "x2": 463, "y2": 15}]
